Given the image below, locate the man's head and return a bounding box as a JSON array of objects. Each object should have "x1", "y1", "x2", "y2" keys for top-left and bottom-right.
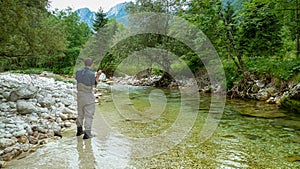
[{"x1": 84, "y1": 58, "x2": 93, "y2": 67}]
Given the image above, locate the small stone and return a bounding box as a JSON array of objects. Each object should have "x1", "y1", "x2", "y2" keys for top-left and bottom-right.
[
  {"x1": 64, "y1": 121, "x2": 72, "y2": 127},
  {"x1": 0, "y1": 161, "x2": 6, "y2": 168},
  {"x1": 41, "y1": 113, "x2": 50, "y2": 119},
  {"x1": 283, "y1": 128, "x2": 295, "y2": 132},
  {"x1": 37, "y1": 127, "x2": 47, "y2": 134},
  {"x1": 32, "y1": 131, "x2": 39, "y2": 137},
  {"x1": 8, "y1": 102, "x2": 16, "y2": 109},
  {"x1": 4, "y1": 133, "x2": 13, "y2": 138},
  {"x1": 38, "y1": 134, "x2": 48, "y2": 140},
  {"x1": 17, "y1": 136, "x2": 28, "y2": 144},
  {"x1": 63, "y1": 107, "x2": 75, "y2": 115},
  {"x1": 4, "y1": 146, "x2": 14, "y2": 154},
  {"x1": 28, "y1": 149, "x2": 36, "y2": 153},
  {"x1": 20, "y1": 144, "x2": 30, "y2": 152},
  {"x1": 17, "y1": 100, "x2": 38, "y2": 115},
  {"x1": 69, "y1": 114, "x2": 77, "y2": 120},
  {"x1": 39, "y1": 140, "x2": 47, "y2": 145},
  {"x1": 0, "y1": 123, "x2": 5, "y2": 129},
  {"x1": 27, "y1": 115, "x2": 39, "y2": 123},
  {"x1": 2, "y1": 149, "x2": 23, "y2": 161},
  {"x1": 13, "y1": 130, "x2": 27, "y2": 137},
  {"x1": 256, "y1": 89, "x2": 269, "y2": 101},
  {"x1": 5, "y1": 123, "x2": 16, "y2": 128},
  {"x1": 47, "y1": 130, "x2": 55, "y2": 137},
  {"x1": 0, "y1": 138, "x2": 15, "y2": 149},
  {"x1": 60, "y1": 114, "x2": 68, "y2": 121},
  {"x1": 285, "y1": 155, "x2": 300, "y2": 162},
  {"x1": 0, "y1": 103, "x2": 9, "y2": 112},
  {"x1": 28, "y1": 136, "x2": 38, "y2": 145}
]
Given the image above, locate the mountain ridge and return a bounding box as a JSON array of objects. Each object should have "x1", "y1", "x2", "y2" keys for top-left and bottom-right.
[{"x1": 76, "y1": 2, "x2": 129, "y2": 29}]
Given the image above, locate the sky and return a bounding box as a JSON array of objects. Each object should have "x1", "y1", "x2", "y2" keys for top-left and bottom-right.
[{"x1": 49, "y1": 0, "x2": 130, "y2": 12}]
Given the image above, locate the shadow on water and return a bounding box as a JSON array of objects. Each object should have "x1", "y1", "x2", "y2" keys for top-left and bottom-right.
[{"x1": 6, "y1": 87, "x2": 300, "y2": 168}]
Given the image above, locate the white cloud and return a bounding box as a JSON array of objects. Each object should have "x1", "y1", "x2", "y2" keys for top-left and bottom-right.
[{"x1": 49, "y1": 0, "x2": 130, "y2": 12}]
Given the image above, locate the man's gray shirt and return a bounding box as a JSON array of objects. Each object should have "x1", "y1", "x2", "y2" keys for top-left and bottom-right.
[{"x1": 76, "y1": 67, "x2": 97, "y2": 87}]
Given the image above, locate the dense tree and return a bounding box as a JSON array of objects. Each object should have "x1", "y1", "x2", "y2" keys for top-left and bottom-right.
[
  {"x1": 0, "y1": 0, "x2": 66, "y2": 70},
  {"x1": 93, "y1": 7, "x2": 108, "y2": 32},
  {"x1": 51, "y1": 8, "x2": 92, "y2": 74},
  {"x1": 219, "y1": 1, "x2": 246, "y2": 72},
  {"x1": 77, "y1": 19, "x2": 122, "y2": 76},
  {"x1": 237, "y1": 0, "x2": 283, "y2": 57}
]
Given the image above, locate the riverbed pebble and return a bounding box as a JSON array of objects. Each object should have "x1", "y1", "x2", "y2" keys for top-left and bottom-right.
[{"x1": 0, "y1": 72, "x2": 77, "y2": 162}]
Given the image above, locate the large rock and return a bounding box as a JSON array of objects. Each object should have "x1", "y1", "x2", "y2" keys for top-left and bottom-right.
[
  {"x1": 0, "y1": 138, "x2": 15, "y2": 149},
  {"x1": 240, "y1": 109, "x2": 287, "y2": 118},
  {"x1": 256, "y1": 89, "x2": 269, "y2": 101},
  {"x1": 0, "y1": 73, "x2": 78, "y2": 162},
  {"x1": 272, "y1": 119, "x2": 300, "y2": 130},
  {"x1": 16, "y1": 100, "x2": 38, "y2": 115},
  {"x1": 37, "y1": 94, "x2": 55, "y2": 108},
  {"x1": 290, "y1": 83, "x2": 300, "y2": 100},
  {"x1": 280, "y1": 83, "x2": 300, "y2": 113},
  {"x1": 9, "y1": 86, "x2": 38, "y2": 101}
]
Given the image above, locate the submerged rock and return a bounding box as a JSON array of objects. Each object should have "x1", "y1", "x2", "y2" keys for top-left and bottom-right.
[
  {"x1": 272, "y1": 119, "x2": 300, "y2": 130},
  {"x1": 285, "y1": 155, "x2": 300, "y2": 162},
  {"x1": 239, "y1": 110, "x2": 287, "y2": 118},
  {"x1": 280, "y1": 83, "x2": 300, "y2": 113}
]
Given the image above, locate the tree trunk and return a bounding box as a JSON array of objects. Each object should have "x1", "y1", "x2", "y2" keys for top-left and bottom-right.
[
  {"x1": 220, "y1": 12, "x2": 246, "y2": 73},
  {"x1": 296, "y1": 0, "x2": 299, "y2": 57}
]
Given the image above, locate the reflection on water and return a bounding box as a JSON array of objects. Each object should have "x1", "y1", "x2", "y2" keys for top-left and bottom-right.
[
  {"x1": 6, "y1": 87, "x2": 300, "y2": 168},
  {"x1": 77, "y1": 138, "x2": 95, "y2": 169},
  {"x1": 6, "y1": 106, "x2": 132, "y2": 169}
]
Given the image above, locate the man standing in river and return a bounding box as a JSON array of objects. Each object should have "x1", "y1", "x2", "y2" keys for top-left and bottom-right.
[{"x1": 75, "y1": 58, "x2": 101, "y2": 139}]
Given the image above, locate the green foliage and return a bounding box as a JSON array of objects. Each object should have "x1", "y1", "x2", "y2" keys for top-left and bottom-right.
[
  {"x1": 9, "y1": 68, "x2": 46, "y2": 74},
  {"x1": 222, "y1": 56, "x2": 300, "y2": 89},
  {"x1": 280, "y1": 97, "x2": 300, "y2": 113},
  {"x1": 245, "y1": 57, "x2": 300, "y2": 80},
  {"x1": 236, "y1": 1, "x2": 283, "y2": 57},
  {"x1": 0, "y1": 0, "x2": 67, "y2": 64},
  {"x1": 0, "y1": 2, "x2": 91, "y2": 74},
  {"x1": 222, "y1": 59, "x2": 243, "y2": 89},
  {"x1": 1, "y1": 0, "x2": 299, "y2": 93},
  {"x1": 49, "y1": 8, "x2": 92, "y2": 74},
  {"x1": 53, "y1": 76, "x2": 76, "y2": 84},
  {"x1": 93, "y1": 7, "x2": 108, "y2": 32}
]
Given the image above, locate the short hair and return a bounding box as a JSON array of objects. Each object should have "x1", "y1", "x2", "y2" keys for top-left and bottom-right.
[{"x1": 84, "y1": 58, "x2": 93, "y2": 66}]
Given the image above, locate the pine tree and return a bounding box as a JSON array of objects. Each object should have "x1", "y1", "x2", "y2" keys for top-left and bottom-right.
[{"x1": 92, "y1": 7, "x2": 108, "y2": 32}]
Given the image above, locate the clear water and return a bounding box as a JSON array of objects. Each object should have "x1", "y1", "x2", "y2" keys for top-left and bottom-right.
[{"x1": 6, "y1": 86, "x2": 300, "y2": 168}]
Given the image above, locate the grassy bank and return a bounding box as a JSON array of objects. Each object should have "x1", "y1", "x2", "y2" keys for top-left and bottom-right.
[{"x1": 223, "y1": 57, "x2": 300, "y2": 90}]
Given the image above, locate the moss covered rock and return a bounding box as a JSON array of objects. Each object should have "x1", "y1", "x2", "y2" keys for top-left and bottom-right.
[
  {"x1": 280, "y1": 97, "x2": 300, "y2": 113},
  {"x1": 280, "y1": 83, "x2": 300, "y2": 113}
]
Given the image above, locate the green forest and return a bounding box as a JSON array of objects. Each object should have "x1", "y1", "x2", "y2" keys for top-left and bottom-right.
[{"x1": 1, "y1": 0, "x2": 300, "y2": 90}]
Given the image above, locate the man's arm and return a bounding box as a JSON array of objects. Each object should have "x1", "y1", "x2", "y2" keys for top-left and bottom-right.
[{"x1": 93, "y1": 70, "x2": 102, "y2": 88}]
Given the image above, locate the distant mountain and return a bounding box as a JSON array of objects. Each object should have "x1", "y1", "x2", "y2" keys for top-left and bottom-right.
[
  {"x1": 76, "y1": 2, "x2": 129, "y2": 29},
  {"x1": 76, "y1": 8, "x2": 95, "y2": 29},
  {"x1": 106, "y1": 2, "x2": 129, "y2": 20}
]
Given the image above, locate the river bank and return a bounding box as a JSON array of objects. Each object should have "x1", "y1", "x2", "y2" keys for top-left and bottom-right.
[
  {"x1": 0, "y1": 71, "x2": 299, "y2": 167},
  {"x1": 4, "y1": 85, "x2": 300, "y2": 168},
  {"x1": 112, "y1": 71, "x2": 300, "y2": 115},
  {"x1": 0, "y1": 72, "x2": 77, "y2": 167}
]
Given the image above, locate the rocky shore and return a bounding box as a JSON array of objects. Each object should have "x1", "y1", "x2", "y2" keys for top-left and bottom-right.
[
  {"x1": 113, "y1": 72, "x2": 300, "y2": 114},
  {"x1": 0, "y1": 71, "x2": 298, "y2": 167},
  {"x1": 228, "y1": 72, "x2": 300, "y2": 113},
  {"x1": 0, "y1": 72, "x2": 77, "y2": 167}
]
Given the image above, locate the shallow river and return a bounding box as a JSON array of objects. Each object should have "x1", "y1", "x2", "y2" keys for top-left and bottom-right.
[{"x1": 6, "y1": 86, "x2": 300, "y2": 168}]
